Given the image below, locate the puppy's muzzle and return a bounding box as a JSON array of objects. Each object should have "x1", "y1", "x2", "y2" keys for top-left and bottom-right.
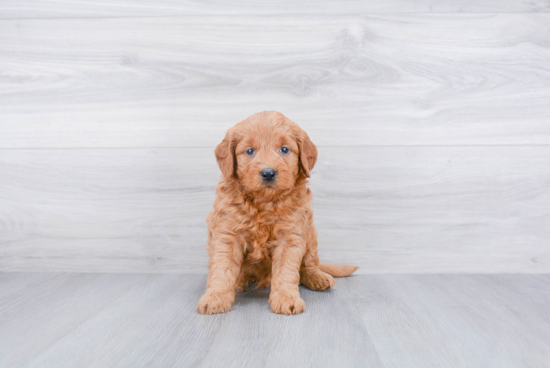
[{"x1": 260, "y1": 168, "x2": 277, "y2": 182}]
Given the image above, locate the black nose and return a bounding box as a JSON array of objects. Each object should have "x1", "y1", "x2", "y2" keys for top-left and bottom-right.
[{"x1": 261, "y1": 168, "x2": 277, "y2": 182}]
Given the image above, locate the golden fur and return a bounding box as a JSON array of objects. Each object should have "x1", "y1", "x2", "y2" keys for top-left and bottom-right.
[{"x1": 197, "y1": 111, "x2": 358, "y2": 315}]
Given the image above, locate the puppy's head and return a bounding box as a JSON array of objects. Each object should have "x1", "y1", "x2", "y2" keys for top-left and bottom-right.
[{"x1": 215, "y1": 111, "x2": 317, "y2": 194}]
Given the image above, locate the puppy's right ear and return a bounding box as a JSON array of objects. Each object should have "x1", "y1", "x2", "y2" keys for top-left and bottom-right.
[{"x1": 215, "y1": 128, "x2": 237, "y2": 179}]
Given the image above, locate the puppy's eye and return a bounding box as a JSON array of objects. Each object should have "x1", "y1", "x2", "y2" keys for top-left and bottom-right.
[
  {"x1": 246, "y1": 148, "x2": 255, "y2": 156},
  {"x1": 280, "y1": 146, "x2": 289, "y2": 154}
]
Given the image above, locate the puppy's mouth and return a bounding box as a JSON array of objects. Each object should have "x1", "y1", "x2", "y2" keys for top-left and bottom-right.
[
  {"x1": 249, "y1": 179, "x2": 280, "y2": 192},
  {"x1": 239, "y1": 167, "x2": 289, "y2": 194}
]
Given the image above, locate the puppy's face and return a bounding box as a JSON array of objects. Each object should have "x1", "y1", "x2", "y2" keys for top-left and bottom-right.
[
  {"x1": 235, "y1": 122, "x2": 300, "y2": 192},
  {"x1": 215, "y1": 111, "x2": 317, "y2": 194}
]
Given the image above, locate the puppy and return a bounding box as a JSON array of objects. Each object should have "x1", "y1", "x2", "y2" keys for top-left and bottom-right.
[{"x1": 197, "y1": 111, "x2": 358, "y2": 315}]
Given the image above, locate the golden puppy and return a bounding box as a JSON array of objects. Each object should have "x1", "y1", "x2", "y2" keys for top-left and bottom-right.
[{"x1": 197, "y1": 111, "x2": 358, "y2": 315}]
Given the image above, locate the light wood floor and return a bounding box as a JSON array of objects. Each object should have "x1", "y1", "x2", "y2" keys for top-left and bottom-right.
[{"x1": 1, "y1": 273, "x2": 549, "y2": 367}]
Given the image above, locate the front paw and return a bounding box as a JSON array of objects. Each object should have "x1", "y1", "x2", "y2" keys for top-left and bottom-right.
[
  {"x1": 197, "y1": 291, "x2": 235, "y2": 315},
  {"x1": 269, "y1": 291, "x2": 305, "y2": 315}
]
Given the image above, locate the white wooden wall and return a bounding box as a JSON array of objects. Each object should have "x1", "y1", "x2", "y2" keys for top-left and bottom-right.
[{"x1": 1, "y1": 1, "x2": 549, "y2": 273}]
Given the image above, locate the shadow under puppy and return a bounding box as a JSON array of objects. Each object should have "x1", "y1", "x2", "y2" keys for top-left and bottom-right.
[{"x1": 198, "y1": 111, "x2": 358, "y2": 315}]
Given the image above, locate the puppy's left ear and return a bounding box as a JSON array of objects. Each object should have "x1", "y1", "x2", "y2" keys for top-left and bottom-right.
[
  {"x1": 290, "y1": 122, "x2": 317, "y2": 177},
  {"x1": 215, "y1": 128, "x2": 237, "y2": 179}
]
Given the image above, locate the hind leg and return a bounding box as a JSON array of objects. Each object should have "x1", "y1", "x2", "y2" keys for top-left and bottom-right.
[
  {"x1": 300, "y1": 269, "x2": 334, "y2": 291},
  {"x1": 300, "y1": 254, "x2": 335, "y2": 291},
  {"x1": 299, "y1": 228, "x2": 335, "y2": 291}
]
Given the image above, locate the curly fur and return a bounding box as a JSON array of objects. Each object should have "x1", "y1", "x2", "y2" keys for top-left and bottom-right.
[{"x1": 197, "y1": 111, "x2": 358, "y2": 315}]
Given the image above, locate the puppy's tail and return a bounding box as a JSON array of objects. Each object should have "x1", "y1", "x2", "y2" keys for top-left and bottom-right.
[{"x1": 319, "y1": 263, "x2": 359, "y2": 277}]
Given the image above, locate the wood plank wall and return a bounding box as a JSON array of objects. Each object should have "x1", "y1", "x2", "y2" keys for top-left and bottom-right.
[{"x1": 1, "y1": 1, "x2": 549, "y2": 273}]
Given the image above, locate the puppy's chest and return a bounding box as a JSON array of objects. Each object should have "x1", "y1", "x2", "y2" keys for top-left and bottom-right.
[
  {"x1": 242, "y1": 210, "x2": 279, "y2": 243},
  {"x1": 240, "y1": 207, "x2": 294, "y2": 261}
]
